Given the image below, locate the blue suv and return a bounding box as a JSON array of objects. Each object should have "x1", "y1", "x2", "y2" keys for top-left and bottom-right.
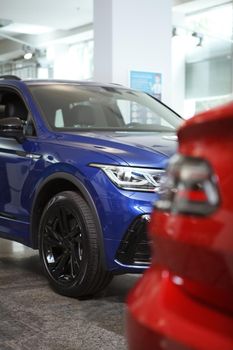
[{"x1": 0, "y1": 75, "x2": 181, "y2": 297}]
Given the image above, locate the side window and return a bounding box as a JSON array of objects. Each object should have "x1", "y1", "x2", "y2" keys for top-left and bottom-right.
[
  {"x1": 0, "y1": 89, "x2": 36, "y2": 136},
  {"x1": 25, "y1": 113, "x2": 36, "y2": 137}
]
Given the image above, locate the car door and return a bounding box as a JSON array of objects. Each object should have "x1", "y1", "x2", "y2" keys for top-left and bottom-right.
[{"x1": 0, "y1": 87, "x2": 40, "y2": 244}]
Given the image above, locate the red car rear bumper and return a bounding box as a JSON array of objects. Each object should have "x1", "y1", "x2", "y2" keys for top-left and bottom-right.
[{"x1": 127, "y1": 267, "x2": 233, "y2": 350}]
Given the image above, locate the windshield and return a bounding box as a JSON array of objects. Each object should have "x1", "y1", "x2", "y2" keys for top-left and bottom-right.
[{"x1": 29, "y1": 84, "x2": 182, "y2": 132}]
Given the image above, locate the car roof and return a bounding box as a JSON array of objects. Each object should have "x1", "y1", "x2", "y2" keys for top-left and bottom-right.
[
  {"x1": 0, "y1": 75, "x2": 126, "y2": 89},
  {"x1": 26, "y1": 79, "x2": 127, "y2": 88}
]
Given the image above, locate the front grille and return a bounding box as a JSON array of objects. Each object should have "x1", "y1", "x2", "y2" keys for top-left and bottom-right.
[{"x1": 115, "y1": 215, "x2": 151, "y2": 266}]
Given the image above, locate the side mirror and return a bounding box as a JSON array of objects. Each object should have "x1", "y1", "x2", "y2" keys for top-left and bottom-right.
[{"x1": 0, "y1": 117, "x2": 25, "y2": 143}]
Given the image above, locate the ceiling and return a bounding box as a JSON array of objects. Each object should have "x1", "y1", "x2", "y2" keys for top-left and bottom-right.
[
  {"x1": 0, "y1": 0, "x2": 231, "y2": 63},
  {"x1": 173, "y1": 0, "x2": 232, "y2": 13},
  {"x1": 0, "y1": 0, "x2": 93, "y2": 31},
  {"x1": 0, "y1": 0, "x2": 93, "y2": 62}
]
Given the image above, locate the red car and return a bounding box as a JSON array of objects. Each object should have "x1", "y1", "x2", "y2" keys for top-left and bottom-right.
[{"x1": 127, "y1": 103, "x2": 233, "y2": 350}]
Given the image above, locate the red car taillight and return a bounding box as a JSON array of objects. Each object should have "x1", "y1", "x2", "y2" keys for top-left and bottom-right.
[{"x1": 156, "y1": 154, "x2": 220, "y2": 216}]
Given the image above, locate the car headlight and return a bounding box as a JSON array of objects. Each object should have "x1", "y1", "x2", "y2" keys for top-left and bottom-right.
[{"x1": 89, "y1": 163, "x2": 164, "y2": 192}]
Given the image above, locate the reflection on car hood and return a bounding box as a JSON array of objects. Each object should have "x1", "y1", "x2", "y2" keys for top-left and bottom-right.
[
  {"x1": 92, "y1": 131, "x2": 177, "y2": 155},
  {"x1": 59, "y1": 131, "x2": 178, "y2": 167}
]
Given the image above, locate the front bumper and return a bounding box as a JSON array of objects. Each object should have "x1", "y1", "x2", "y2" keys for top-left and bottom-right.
[
  {"x1": 115, "y1": 214, "x2": 151, "y2": 267},
  {"x1": 127, "y1": 267, "x2": 233, "y2": 350},
  {"x1": 87, "y1": 169, "x2": 158, "y2": 271}
]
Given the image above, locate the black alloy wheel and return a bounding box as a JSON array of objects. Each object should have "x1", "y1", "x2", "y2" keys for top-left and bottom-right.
[
  {"x1": 42, "y1": 205, "x2": 85, "y2": 285},
  {"x1": 39, "y1": 191, "x2": 112, "y2": 297}
]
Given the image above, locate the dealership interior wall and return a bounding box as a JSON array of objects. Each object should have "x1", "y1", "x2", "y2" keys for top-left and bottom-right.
[{"x1": 0, "y1": 0, "x2": 232, "y2": 118}]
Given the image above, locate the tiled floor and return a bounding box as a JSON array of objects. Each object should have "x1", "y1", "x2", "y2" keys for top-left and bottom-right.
[{"x1": 0, "y1": 238, "x2": 140, "y2": 350}]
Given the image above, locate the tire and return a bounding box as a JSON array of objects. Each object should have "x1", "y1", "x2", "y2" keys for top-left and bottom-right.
[{"x1": 39, "y1": 191, "x2": 112, "y2": 298}]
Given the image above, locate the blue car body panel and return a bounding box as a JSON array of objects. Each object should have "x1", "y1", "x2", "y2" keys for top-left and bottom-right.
[{"x1": 0, "y1": 79, "x2": 178, "y2": 272}]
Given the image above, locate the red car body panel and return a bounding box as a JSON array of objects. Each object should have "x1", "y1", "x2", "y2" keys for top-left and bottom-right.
[{"x1": 127, "y1": 103, "x2": 233, "y2": 349}]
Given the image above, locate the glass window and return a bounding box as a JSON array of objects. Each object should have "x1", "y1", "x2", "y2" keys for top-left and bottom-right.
[
  {"x1": 29, "y1": 84, "x2": 182, "y2": 132},
  {"x1": 55, "y1": 109, "x2": 64, "y2": 127},
  {"x1": 172, "y1": 2, "x2": 233, "y2": 118}
]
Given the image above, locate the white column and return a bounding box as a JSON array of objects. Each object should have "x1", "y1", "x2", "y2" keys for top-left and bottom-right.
[{"x1": 94, "y1": 0, "x2": 172, "y2": 104}]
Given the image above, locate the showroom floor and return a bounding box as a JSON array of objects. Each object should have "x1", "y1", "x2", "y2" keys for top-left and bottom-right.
[{"x1": 0, "y1": 238, "x2": 139, "y2": 350}]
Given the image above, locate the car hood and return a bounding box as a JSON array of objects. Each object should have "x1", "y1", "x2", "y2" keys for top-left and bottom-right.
[{"x1": 56, "y1": 131, "x2": 178, "y2": 168}]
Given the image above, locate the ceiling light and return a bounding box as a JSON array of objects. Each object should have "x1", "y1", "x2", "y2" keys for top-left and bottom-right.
[
  {"x1": 24, "y1": 52, "x2": 33, "y2": 60},
  {"x1": 197, "y1": 36, "x2": 203, "y2": 47},
  {"x1": 0, "y1": 23, "x2": 53, "y2": 35},
  {"x1": 191, "y1": 32, "x2": 203, "y2": 47},
  {"x1": 172, "y1": 27, "x2": 178, "y2": 37},
  {"x1": 23, "y1": 46, "x2": 33, "y2": 60}
]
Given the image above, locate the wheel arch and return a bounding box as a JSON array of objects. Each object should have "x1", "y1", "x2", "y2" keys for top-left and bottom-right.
[{"x1": 30, "y1": 172, "x2": 106, "y2": 268}]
